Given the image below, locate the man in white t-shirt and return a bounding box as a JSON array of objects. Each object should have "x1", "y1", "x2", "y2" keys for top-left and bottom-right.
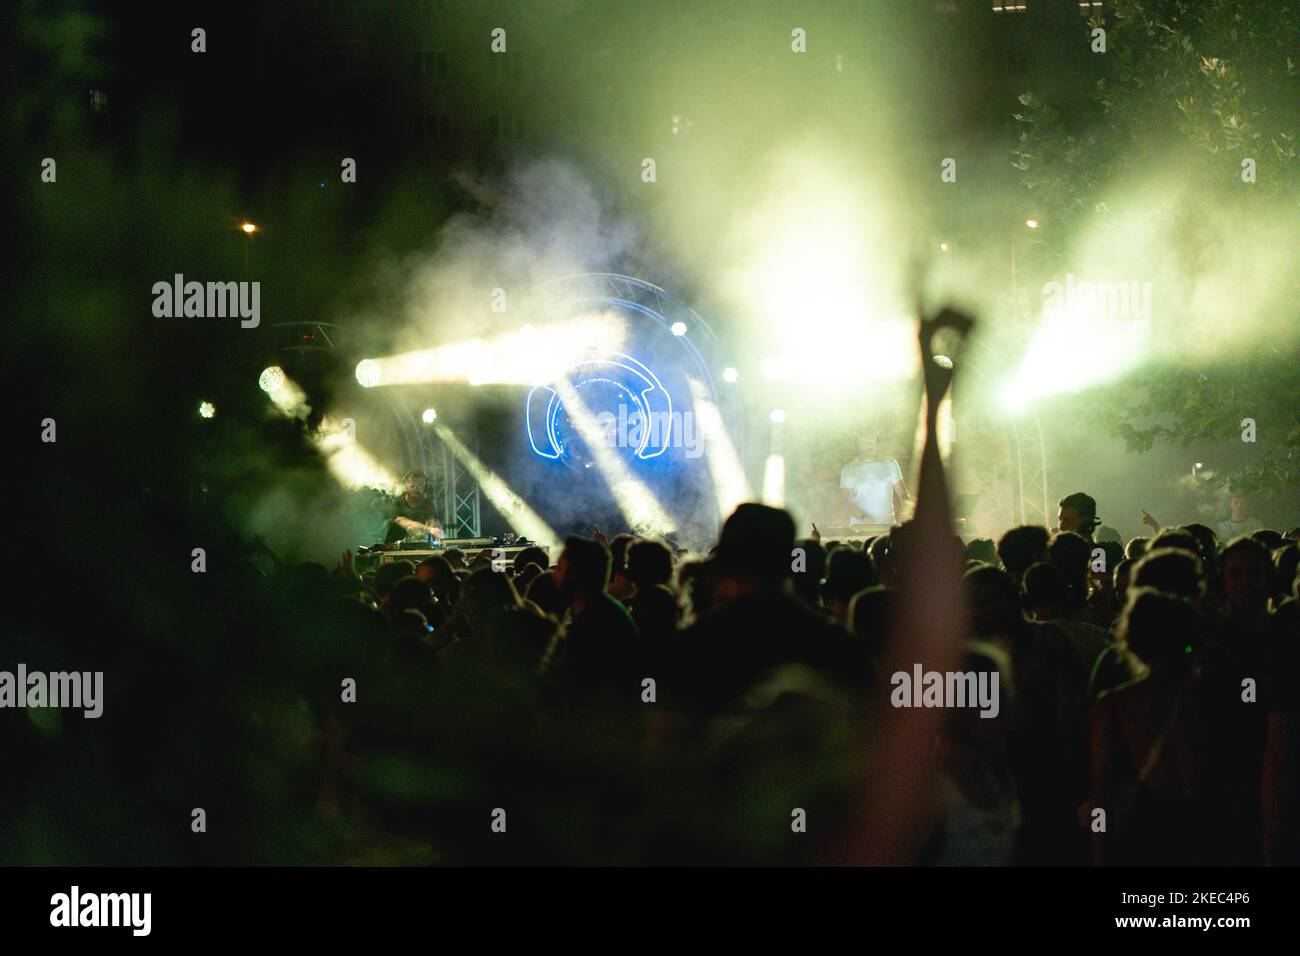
[
  {"x1": 1216, "y1": 494, "x2": 1255, "y2": 543},
  {"x1": 840, "y1": 429, "x2": 910, "y2": 526}
]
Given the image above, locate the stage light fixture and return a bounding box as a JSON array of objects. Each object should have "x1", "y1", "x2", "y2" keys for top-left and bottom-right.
[
  {"x1": 670, "y1": 321, "x2": 687, "y2": 336},
  {"x1": 422, "y1": 408, "x2": 437, "y2": 424},
  {"x1": 722, "y1": 366, "x2": 739, "y2": 383},
  {"x1": 259, "y1": 366, "x2": 285, "y2": 393},
  {"x1": 198, "y1": 401, "x2": 216, "y2": 419},
  {"x1": 355, "y1": 359, "x2": 381, "y2": 388}
]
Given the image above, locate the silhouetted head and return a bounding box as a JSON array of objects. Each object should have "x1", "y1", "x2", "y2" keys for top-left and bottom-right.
[
  {"x1": 1022, "y1": 561, "x2": 1068, "y2": 620},
  {"x1": 1220, "y1": 536, "x2": 1273, "y2": 614},
  {"x1": 962, "y1": 565, "x2": 1024, "y2": 637},
  {"x1": 1125, "y1": 536, "x2": 1149, "y2": 561},
  {"x1": 714, "y1": 503, "x2": 796, "y2": 591},
  {"x1": 513, "y1": 545, "x2": 549, "y2": 574},
  {"x1": 965, "y1": 537, "x2": 998, "y2": 566},
  {"x1": 556, "y1": 536, "x2": 612, "y2": 601},
  {"x1": 1057, "y1": 491, "x2": 1099, "y2": 537},
  {"x1": 1118, "y1": 588, "x2": 1197, "y2": 671},
  {"x1": 1131, "y1": 547, "x2": 1203, "y2": 601},
  {"x1": 997, "y1": 525, "x2": 1049, "y2": 581},
  {"x1": 626, "y1": 539, "x2": 674, "y2": 590}
]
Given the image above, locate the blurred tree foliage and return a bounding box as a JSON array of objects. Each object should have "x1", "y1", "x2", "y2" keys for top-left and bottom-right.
[{"x1": 1011, "y1": 0, "x2": 1299, "y2": 501}]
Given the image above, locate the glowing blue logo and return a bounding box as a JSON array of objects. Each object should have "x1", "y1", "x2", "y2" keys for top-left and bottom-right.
[{"x1": 526, "y1": 350, "x2": 672, "y2": 461}]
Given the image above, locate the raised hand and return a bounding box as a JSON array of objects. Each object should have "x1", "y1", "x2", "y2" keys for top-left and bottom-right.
[{"x1": 918, "y1": 307, "x2": 975, "y2": 408}]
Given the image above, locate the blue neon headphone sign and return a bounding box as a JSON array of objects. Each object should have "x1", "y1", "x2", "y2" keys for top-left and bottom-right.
[{"x1": 526, "y1": 350, "x2": 673, "y2": 461}]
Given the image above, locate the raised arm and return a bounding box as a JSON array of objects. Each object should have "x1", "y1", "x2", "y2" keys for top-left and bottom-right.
[{"x1": 835, "y1": 307, "x2": 973, "y2": 864}]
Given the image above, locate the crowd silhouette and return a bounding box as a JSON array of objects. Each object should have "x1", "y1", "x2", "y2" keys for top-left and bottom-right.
[{"x1": 5, "y1": 311, "x2": 1295, "y2": 866}]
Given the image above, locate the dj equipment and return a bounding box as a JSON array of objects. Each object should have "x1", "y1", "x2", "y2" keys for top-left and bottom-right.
[
  {"x1": 393, "y1": 536, "x2": 493, "y2": 550},
  {"x1": 369, "y1": 545, "x2": 550, "y2": 568},
  {"x1": 815, "y1": 524, "x2": 894, "y2": 539},
  {"x1": 817, "y1": 495, "x2": 981, "y2": 539}
]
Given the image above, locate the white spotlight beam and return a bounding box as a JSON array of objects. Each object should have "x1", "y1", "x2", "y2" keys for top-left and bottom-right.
[
  {"x1": 315, "y1": 416, "x2": 401, "y2": 493},
  {"x1": 687, "y1": 378, "x2": 751, "y2": 519},
  {"x1": 762, "y1": 455, "x2": 786, "y2": 507},
  {"x1": 761, "y1": 414, "x2": 786, "y2": 506},
  {"x1": 261, "y1": 370, "x2": 399, "y2": 493},
  {"x1": 431, "y1": 420, "x2": 558, "y2": 546},
  {"x1": 553, "y1": 378, "x2": 676, "y2": 538},
  {"x1": 358, "y1": 314, "x2": 626, "y2": 388}
]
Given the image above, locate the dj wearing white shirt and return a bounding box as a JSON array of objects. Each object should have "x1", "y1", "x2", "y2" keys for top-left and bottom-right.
[{"x1": 840, "y1": 429, "x2": 911, "y2": 526}]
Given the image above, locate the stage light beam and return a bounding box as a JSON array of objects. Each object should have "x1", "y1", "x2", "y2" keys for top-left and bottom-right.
[
  {"x1": 358, "y1": 313, "x2": 626, "y2": 388},
  {"x1": 259, "y1": 367, "x2": 399, "y2": 493},
  {"x1": 762, "y1": 407, "x2": 787, "y2": 507},
  {"x1": 554, "y1": 378, "x2": 676, "y2": 538},
  {"x1": 259, "y1": 366, "x2": 309, "y2": 418},
  {"x1": 689, "y1": 378, "x2": 751, "y2": 520},
  {"x1": 762, "y1": 455, "x2": 786, "y2": 506},
  {"x1": 430, "y1": 420, "x2": 557, "y2": 546}
]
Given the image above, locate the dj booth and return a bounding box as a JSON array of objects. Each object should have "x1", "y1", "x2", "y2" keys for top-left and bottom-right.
[
  {"x1": 813, "y1": 524, "x2": 895, "y2": 540},
  {"x1": 815, "y1": 496, "x2": 982, "y2": 541},
  {"x1": 354, "y1": 537, "x2": 550, "y2": 570}
]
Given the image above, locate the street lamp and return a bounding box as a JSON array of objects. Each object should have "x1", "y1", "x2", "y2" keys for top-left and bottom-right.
[{"x1": 240, "y1": 221, "x2": 257, "y2": 274}]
